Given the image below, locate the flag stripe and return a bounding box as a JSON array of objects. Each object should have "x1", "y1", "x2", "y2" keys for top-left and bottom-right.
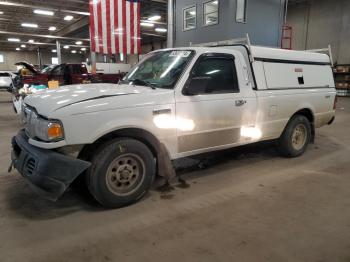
[
  {"x1": 97, "y1": 1, "x2": 103, "y2": 52},
  {"x1": 126, "y1": 1, "x2": 131, "y2": 55},
  {"x1": 110, "y1": 0, "x2": 116, "y2": 54},
  {"x1": 89, "y1": 1, "x2": 96, "y2": 52},
  {"x1": 101, "y1": 0, "x2": 108, "y2": 54},
  {"x1": 130, "y1": 2, "x2": 135, "y2": 55},
  {"x1": 106, "y1": 0, "x2": 112, "y2": 54},
  {"x1": 137, "y1": 2, "x2": 141, "y2": 53},
  {"x1": 93, "y1": 1, "x2": 100, "y2": 53},
  {"x1": 134, "y1": 3, "x2": 138, "y2": 54},
  {"x1": 118, "y1": 0, "x2": 123, "y2": 53},
  {"x1": 122, "y1": 0, "x2": 127, "y2": 54}
]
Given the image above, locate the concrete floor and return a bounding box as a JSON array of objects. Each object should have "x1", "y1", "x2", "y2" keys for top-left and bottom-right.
[{"x1": 0, "y1": 90, "x2": 350, "y2": 262}]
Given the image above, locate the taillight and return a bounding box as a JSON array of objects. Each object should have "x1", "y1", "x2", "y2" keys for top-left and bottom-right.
[{"x1": 333, "y1": 95, "x2": 337, "y2": 110}]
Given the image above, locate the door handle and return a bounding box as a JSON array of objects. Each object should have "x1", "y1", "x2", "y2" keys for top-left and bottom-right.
[
  {"x1": 153, "y1": 108, "x2": 171, "y2": 115},
  {"x1": 235, "y1": 100, "x2": 247, "y2": 107}
]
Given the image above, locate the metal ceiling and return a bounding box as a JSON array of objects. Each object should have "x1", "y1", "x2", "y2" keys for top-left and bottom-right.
[{"x1": 0, "y1": 0, "x2": 167, "y2": 52}]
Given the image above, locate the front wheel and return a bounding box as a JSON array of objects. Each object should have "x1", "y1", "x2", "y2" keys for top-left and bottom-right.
[
  {"x1": 86, "y1": 138, "x2": 156, "y2": 208},
  {"x1": 277, "y1": 115, "x2": 311, "y2": 158}
]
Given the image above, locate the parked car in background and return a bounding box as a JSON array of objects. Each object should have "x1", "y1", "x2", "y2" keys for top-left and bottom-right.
[
  {"x1": 0, "y1": 71, "x2": 15, "y2": 91},
  {"x1": 15, "y1": 61, "x2": 126, "y2": 88}
]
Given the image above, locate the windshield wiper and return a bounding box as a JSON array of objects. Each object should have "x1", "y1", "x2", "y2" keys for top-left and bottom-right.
[{"x1": 130, "y1": 79, "x2": 157, "y2": 89}]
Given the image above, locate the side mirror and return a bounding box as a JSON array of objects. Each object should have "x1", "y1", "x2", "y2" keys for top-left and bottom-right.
[{"x1": 184, "y1": 76, "x2": 211, "y2": 96}]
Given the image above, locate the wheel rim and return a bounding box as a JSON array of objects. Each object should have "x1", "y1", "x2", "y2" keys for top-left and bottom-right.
[
  {"x1": 105, "y1": 153, "x2": 146, "y2": 196},
  {"x1": 292, "y1": 124, "x2": 307, "y2": 151}
]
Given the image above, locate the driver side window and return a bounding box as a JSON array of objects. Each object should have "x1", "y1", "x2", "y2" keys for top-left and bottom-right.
[
  {"x1": 51, "y1": 66, "x2": 64, "y2": 76},
  {"x1": 187, "y1": 55, "x2": 239, "y2": 95}
]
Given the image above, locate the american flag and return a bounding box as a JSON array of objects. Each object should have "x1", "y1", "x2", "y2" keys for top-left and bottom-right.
[{"x1": 89, "y1": 0, "x2": 141, "y2": 55}]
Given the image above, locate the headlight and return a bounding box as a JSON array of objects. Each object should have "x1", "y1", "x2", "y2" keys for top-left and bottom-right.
[
  {"x1": 34, "y1": 119, "x2": 64, "y2": 142},
  {"x1": 22, "y1": 105, "x2": 64, "y2": 142}
]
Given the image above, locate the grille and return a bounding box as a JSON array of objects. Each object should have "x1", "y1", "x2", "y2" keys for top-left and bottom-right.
[{"x1": 25, "y1": 158, "x2": 36, "y2": 175}]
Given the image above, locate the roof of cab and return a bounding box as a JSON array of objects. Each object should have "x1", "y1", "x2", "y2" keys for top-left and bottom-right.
[{"x1": 168, "y1": 45, "x2": 331, "y2": 64}]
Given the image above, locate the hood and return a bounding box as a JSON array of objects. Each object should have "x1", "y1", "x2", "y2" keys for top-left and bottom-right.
[
  {"x1": 24, "y1": 83, "x2": 173, "y2": 117},
  {"x1": 15, "y1": 61, "x2": 40, "y2": 74}
]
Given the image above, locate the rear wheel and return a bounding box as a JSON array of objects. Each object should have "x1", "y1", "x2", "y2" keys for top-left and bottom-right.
[
  {"x1": 277, "y1": 115, "x2": 311, "y2": 158},
  {"x1": 86, "y1": 138, "x2": 155, "y2": 208}
]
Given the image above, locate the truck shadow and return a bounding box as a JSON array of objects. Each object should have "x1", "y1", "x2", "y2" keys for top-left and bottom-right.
[
  {"x1": 5, "y1": 136, "x2": 342, "y2": 221},
  {"x1": 5, "y1": 181, "x2": 105, "y2": 220}
]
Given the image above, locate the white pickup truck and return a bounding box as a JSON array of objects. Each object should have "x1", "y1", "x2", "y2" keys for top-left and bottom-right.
[{"x1": 10, "y1": 44, "x2": 336, "y2": 208}]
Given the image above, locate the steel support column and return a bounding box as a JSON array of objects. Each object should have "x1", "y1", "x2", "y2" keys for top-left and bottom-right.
[
  {"x1": 56, "y1": 40, "x2": 62, "y2": 64},
  {"x1": 167, "y1": 0, "x2": 174, "y2": 48}
]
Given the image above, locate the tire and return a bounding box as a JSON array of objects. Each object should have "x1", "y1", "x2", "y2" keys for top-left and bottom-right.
[
  {"x1": 86, "y1": 138, "x2": 156, "y2": 208},
  {"x1": 277, "y1": 115, "x2": 311, "y2": 158}
]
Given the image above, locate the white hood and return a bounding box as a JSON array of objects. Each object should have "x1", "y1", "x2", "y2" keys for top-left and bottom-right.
[{"x1": 24, "y1": 83, "x2": 173, "y2": 117}]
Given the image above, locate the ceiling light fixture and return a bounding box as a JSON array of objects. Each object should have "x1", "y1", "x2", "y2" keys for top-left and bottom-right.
[
  {"x1": 0, "y1": 11, "x2": 3, "y2": 15},
  {"x1": 21, "y1": 23, "x2": 38, "y2": 28},
  {"x1": 21, "y1": 44, "x2": 26, "y2": 48},
  {"x1": 71, "y1": 50, "x2": 77, "y2": 54},
  {"x1": 48, "y1": 26, "x2": 57, "y2": 31},
  {"x1": 63, "y1": 45, "x2": 70, "y2": 49},
  {"x1": 64, "y1": 15, "x2": 74, "y2": 21},
  {"x1": 75, "y1": 41, "x2": 83, "y2": 45},
  {"x1": 155, "y1": 28, "x2": 167, "y2": 33},
  {"x1": 33, "y1": 9, "x2": 54, "y2": 16},
  {"x1": 28, "y1": 39, "x2": 34, "y2": 43},
  {"x1": 52, "y1": 49, "x2": 57, "y2": 53},
  {"x1": 16, "y1": 48, "x2": 21, "y2": 51},
  {"x1": 148, "y1": 15, "x2": 161, "y2": 21},
  {"x1": 8, "y1": 38, "x2": 20, "y2": 42},
  {"x1": 140, "y1": 22, "x2": 154, "y2": 27},
  {"x1": 81, "y1": 47, "x2": 86, "y2": 51}
]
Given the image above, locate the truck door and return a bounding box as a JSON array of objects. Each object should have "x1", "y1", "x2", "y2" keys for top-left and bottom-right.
[
  {"x1": 175, "y1": 52, "x2": 257, "y2": 155},
  {"x1": 50, "y1": 65, "x2": 65, "y2": 86},
  {"x1": 71, "y1": 64, "x2": 88, "y2": 84}
]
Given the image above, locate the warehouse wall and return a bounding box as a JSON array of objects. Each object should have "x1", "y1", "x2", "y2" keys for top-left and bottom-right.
[
  {"x1": 0, "y1": 50, "x2": 87, "y2": 71},
  {"x1": 0, "y1": 51, "x2": 37, "y2": 71},
  {"x1": 287, "y1": 0, "x2": 350, "y2": 64},
  {"x1": 174, "y1": 0, "x2": 286, "y2": 47}
]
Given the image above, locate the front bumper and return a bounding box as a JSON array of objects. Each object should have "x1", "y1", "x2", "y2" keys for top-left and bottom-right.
[{"x1": 11, "y1": 130, "x2": 91, "y2": 201}]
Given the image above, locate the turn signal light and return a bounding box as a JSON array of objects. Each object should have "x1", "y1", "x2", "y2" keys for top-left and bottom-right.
[{"x1": 47, "y1": 123, "x2": 64, "y2": 140}]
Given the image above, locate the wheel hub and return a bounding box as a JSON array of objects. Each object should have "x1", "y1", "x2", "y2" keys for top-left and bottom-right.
[
  {"x1": 106, "y1": 154, "x2": 146, "y2": 196},
  {"x1": 292, "y1": 124, "x2": 307, "y2": 150},
  {"x1": 117, "y1": 165, "x2": 134, "y2": 181}
]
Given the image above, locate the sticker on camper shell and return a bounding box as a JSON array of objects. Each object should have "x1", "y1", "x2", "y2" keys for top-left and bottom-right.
[{"x1": 169, "y1": 51, "x2": 191, "y2": 57}]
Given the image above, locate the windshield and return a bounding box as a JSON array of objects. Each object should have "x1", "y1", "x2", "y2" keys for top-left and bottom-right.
[
  {"x1": 122, "y1": 50, "x2": 195, "y2": 89},
  {"x1": 41, "y1": 65, "x2": 56, "y2": 74}
]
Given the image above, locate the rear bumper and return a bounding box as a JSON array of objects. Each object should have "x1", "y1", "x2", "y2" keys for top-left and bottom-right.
[{"x1": 11, "y1": 130, "x2": 91, "y2": 201}]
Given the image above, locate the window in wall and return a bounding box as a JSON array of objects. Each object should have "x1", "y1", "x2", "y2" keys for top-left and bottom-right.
[
  {"x1": 236, "y1": 0, "x2": 247, "y2": 23},
  {"x1": 52, "y1": 57, "x2": 58, "y2": 65},
  {"x1": 189, "y1": 56, "x2": 239, "y2": 94},
  {"x1": 0, "y1": 54, "x2": 4, "y2": 63},
  {"x1": 203, "y1": 0, "x2": 219, "y2": 26},
  {"x1": 183, "y1": 6, "x2": 196, "y2": 31}
]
